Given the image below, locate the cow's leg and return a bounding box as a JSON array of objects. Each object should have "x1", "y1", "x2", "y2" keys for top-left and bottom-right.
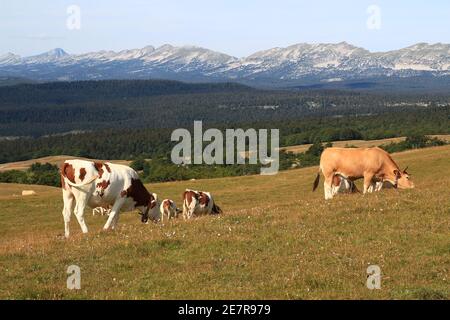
[
  {"x1": 375, "y1": 181, "x2": 383, "y2": 192},
  {"x1": 184, "y1": 204, "x2": 194, "y2": 219},
  {"x1": 111, "y1": 210, "x2": 121, "y2": 230},
  {"x1": 166, "y1": 208, "x2": 170, "y2": 221},
  {"x1": 103, "y1": 198, "x2": 125, "y2": 231},
  {"x1": 161, "y1": 209, "x2": 165, "y2": 224},
  {"x1": 62, "y1": 189, "x2": 75, "y2": 238},
  {"x1": 187, "y1": 203, "x2": 196, "y2": 219},
  {"x1": 324, "y1": 183, "x2": 333, "y2": 200},
  {"x1": 367, "y1": 182, "x2": 376, "y2": 193},
  {"x1": 182, "y1": 202, "x2": 189, "y2": 220},
  {"x1": 323, "y1": 175, "x2": 334, "y2": 200},
  {"x1": 73, "y1": 193, "x2": 89, "y2": 235},
  {"x1": 363, "y1": 174, "x2": 375, "y2": 194},
  {"x1": 331, "y1": 183, "x2": 340, "y2": 196}
]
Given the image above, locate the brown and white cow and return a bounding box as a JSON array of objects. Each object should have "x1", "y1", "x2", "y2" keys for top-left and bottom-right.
[
  {"x1": 92, "y1": 206, "x2": 111, "y2": 216},
  {"x1": 313, "y1": 147, "x2": 414, "y2": 200},
  {"x1": 331, "y1": 174, "x2": 360, "y2": 195},
  {"x1": 159, "y1": 199, "x2": 181, "y2": 223},
  {"x1": 182, "y1": 189, "x2": 222, "y2": 220},
  {"x1": 60, "y1": 159, "x2": 158, "y2": 237},
  {"x1": 367, "y1": 180, "x2": 396, "y2": 193}
]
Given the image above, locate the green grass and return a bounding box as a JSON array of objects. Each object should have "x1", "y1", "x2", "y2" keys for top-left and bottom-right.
[{"x1": 0, "y1": 146, "x2": 449, "y2": 299}]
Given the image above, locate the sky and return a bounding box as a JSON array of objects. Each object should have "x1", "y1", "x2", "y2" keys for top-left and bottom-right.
[{"x1": 1, "y1": 0, "x2": 450, "y2": 57}]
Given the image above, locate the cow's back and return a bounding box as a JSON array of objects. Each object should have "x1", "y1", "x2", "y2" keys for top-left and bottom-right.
[
  {"x1": 320, "y1": 147, "x2": 387, "y2": 177},
  {"x1": 93, "y1": 162, "x2": 143, "y2": 207}
]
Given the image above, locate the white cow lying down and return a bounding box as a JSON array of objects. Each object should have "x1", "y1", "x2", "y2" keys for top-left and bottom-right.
[
  {"x1": 92, "y1": 206, "x2": 111, "y2": 216},
  {"x1": 60, "y1": 159, "x2": 158, "y2": 238},
  {"x1": 331, "y1": 174, "x2": 359, "y2": 195},
  {"x1": 182, "y1": 189, "x2": 222, "y2": 220}
]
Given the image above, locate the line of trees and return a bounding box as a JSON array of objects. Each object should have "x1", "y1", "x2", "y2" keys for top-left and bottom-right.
[
  {"x1": 1, "y1": 135, "x2": 447, "y2": 187},
  {"x1": 0, "y1": 163, "x2": 60, "y2": 187},
  {"x1": 1, "y1": 105, "x2": 449, "y2": 164}
]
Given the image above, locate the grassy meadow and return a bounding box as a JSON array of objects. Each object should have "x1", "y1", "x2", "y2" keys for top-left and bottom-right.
[{"x1": 0, "y1": 146, "x2": 449, "y2": 299}]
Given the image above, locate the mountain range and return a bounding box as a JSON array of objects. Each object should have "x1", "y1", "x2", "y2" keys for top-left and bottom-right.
[{"x1": 1, "y1": 42, "x2": 450, "y2": 85}]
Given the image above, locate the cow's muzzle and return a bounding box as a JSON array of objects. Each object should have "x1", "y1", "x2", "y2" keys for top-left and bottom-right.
[{"x1": 138, "y1": 211, "x2": 149, "y2": 223}]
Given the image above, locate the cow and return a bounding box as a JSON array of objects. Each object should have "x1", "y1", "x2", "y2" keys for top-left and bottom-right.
[
  {"x1": 332, "y1": 173, "x2": 394, "y2": 195},
  {"x1": 60, "y1": 159, "x2": 158, "y2": 237},
  {"x1": 335, "y1": 174, "x2": 390, "y2": 195},
  {"x1": 92, "y1": 206, "x2": 111, "y2": 216},
  {"x1": 160, "y1": 199, "x2": 181, "y2": 223},
  {"x1": 313, "y1": 147, "x2": 414, "y2": 200},
  {"x1": 367, "y1": 178, "x2": 400, "y2": 193},
  {"x1": 331, "y1": 174, "x2": 360, "y2": 196},
  {"x1": 182, "y1": 189, "x2": 222, "y2": 220}
]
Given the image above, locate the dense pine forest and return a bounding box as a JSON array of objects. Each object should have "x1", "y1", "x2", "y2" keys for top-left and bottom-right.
[{"x1": 0, "y1": 79, "x2": 449, "y2": 164}]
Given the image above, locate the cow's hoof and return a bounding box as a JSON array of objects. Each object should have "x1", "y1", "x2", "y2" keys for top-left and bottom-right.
[{"x1": 57, "y1": 233, "x2": 68, "y2": 240}]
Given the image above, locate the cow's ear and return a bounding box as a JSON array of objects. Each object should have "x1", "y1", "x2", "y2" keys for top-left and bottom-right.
[
  {"x1": 393, "y1": 169, "x2": 401, "y2": 178},
  {"x1": 403, "y1": 166, "x2": 409, "y2": 174}
]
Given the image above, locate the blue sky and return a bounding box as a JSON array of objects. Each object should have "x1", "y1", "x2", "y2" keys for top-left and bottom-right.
[{"x1": 1, "y1": 0, "x2": 449, "y2": 57}]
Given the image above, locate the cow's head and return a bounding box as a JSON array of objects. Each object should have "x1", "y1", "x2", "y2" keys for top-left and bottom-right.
[
  {"x1": 141, "y1": 208, "x2": 149, "y2": 224},
  {"x1": 141, "y1": 193, "x2": 158, "y2": 224},
  {"x1": 394, "y1": 167, "x2": 415, "y2": 189}
]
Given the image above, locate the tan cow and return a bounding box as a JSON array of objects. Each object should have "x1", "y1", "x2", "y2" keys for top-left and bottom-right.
[{"x1": 313, "y1": 147, "x2": 414, "y2": 199}]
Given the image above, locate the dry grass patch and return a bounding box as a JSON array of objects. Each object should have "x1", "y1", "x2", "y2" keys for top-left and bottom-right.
[{"x1": 0, "y1": 146, "x2": 449, "y2": 299}]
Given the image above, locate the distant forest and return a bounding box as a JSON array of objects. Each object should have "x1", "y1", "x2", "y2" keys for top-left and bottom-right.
[
  {"x1": 1, "y1": 135, "x2": 446, "y2": 187},
  {"x1": 0, "y1": 79, "x2": 449, "y2": 163}
]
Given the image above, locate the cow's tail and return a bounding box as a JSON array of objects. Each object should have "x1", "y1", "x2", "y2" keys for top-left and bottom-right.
[
  {"x1": 212, "y1": 203, "x2": 222, "y2": 215},
  {"x1": 60, "y1": 164, "x2": 98, "y2": 188},
  {"x1": 312, "y1": 167, "x2": 321, "y2": 192},
  {"x1": 65, "y1": 175, "x2": 98, "y2": 187}
]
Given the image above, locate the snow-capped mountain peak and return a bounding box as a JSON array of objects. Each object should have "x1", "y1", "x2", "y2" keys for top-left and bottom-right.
[
  {"x1": 23, "y1": 48, "x2": 69, "y2": 64},
  {"x1": 1, "y1": 42, "x2": 450, "y2": 82},
  {"x1": 0, "y1": 53, "x2": 22, "y2": 65}
]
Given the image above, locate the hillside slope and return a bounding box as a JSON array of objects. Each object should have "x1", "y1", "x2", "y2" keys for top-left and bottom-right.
[
  {"x1": 0, "y1": 155, "x2": 131, "y2": 172},
  {"x1": 0, "y1": 146, "x2": 449, "y2": 299},
  {"x1": 281, "y1": 135, "x2": 450, "y2": 154}
]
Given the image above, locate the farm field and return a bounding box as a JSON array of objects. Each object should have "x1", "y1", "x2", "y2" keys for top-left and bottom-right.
[
  {"x1": 281, "y1": 134, "x2": 450, "y2": 154},
  {"x1": 0, "y1": 146, "x2": 449, "y2": 299},
  {"x1": 0, "y1": 155, "x2": 132, "y2": 172}
]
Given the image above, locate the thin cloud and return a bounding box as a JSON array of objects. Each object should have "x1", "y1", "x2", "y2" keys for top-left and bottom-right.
[{"x1": 10, "y1": 34, "x2": 65, "y2": 41}]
